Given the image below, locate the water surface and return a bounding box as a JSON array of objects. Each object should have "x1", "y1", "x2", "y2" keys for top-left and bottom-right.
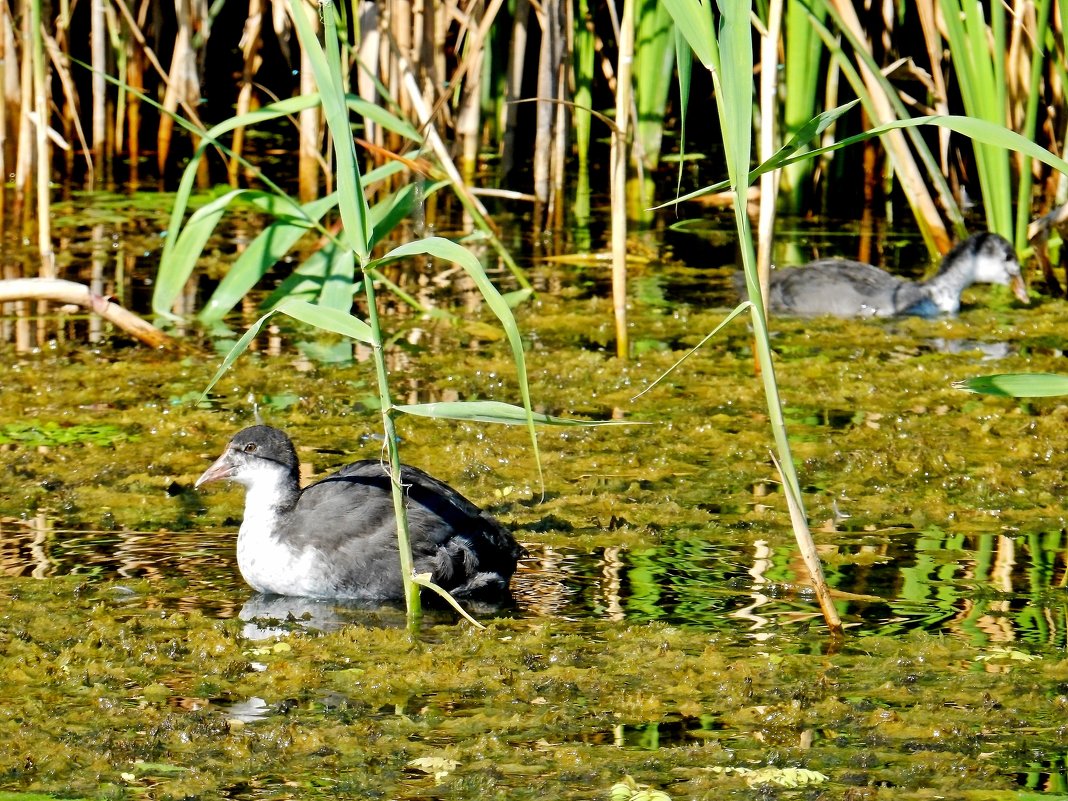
[{"x1": 1, "y1": 197, "x2": 1067, "y2": 799}]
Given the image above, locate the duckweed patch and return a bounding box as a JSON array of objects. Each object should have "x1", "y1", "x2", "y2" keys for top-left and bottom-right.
[
  {"x1": 3, "y1": 279, "x2": 1068, "y2": 798},
  {"x1": 1, "y1": 577, "x2": 1067, "y2": 799},
  {"x1": 0, "y1": 421, "x2": 139, "y2": 448}
]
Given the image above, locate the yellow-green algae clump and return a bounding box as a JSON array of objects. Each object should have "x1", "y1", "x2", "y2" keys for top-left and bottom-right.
[{"x1": 1, "y1": 576, "x2": 1066, "y2": 800}]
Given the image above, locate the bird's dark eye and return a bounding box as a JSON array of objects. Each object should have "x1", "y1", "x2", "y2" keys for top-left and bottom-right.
[{"x1": 243, "y1": 442, "x2": 257, "y2": 453}]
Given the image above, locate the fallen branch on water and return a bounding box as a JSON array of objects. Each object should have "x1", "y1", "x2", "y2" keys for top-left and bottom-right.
[{"x1": 0, "y1": 278, "x2": 174, "y2": 349}]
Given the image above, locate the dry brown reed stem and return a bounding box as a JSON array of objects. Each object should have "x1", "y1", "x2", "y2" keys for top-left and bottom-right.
[
  {"x1": 610, "y1": 0, "x2": 633, "y2": 360},
  {"x1": 533, "y1": 0, "x2": 564, "y2": 208},
  {"x1": 15, "y1": 2, "x2": 31, "y2": 217},
  {"x1": 228, "y1": 0, "x2": 264, "y2": 186},
  {"x1": 391, "y1": 0, "x2": 413, "y2": 147},
  {"x1": 0, "y1": 2, "x2": 7, "y2": 236},
  {"x1": 550, "y1": 1, "x2": 571, "y2": 224},
  {"x1": 292, "y1": 0, "x2": 320, "y2": 202},
  {"x1": 428, "y1": 2, "x2": 448, "y2": 119},
  {"x1": 0, "y1": 278, "x2": 174, "y2": 348},
  {"x1": 500, "y1": 0, "x2": 530, "y2": 177},
  {"x1": 30, "y1": 0, "x2": 54, "y2": 279},
  {"x1": 390, "y1": 34, "x2": 494, "y2": 226},
  {"x1": 108, "y1": 0, "x2": 209, "y2": 151},
  {"x1": 771, "y1": 452, "x2": 843, "y2": 637},
  {"x1": 53, "y1": 8, "x2": 74, "y2": 176},
  {"x1": 828, "y1": 0, "x2": 950, "y2": 253},
  {"x1": 90, "y1": 0, "x2": 105, "y2": 171},
  {"x1": 158, "y1": 0, "x2": 206, "y2": 175},
  {"x1": 455, "y1": 2, "x2": 482, "y2": 180},
  {"x1": 357, "y1": 2, "x2": 382, "y2": 148},
  {"x1": 915, "y1": 2, "x2": 952, "y2": 177},
  {"x1": 43, "y1": 33, "x2": 89, "y2": 173},
  {"x1": 390, "y1": 0, "x2": 505, "y2": 167},
  {"x1": 450, "y1": 0, "x2": 508, "y2": 181},
  {"x1": 125, "y1": 37, "x2": 144, "y2": 185}
]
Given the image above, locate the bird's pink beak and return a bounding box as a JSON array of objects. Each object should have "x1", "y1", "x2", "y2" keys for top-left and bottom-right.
[
  {"x1": 1010, "y1": 274, "x2": 1029, "y2": 305},
  {"x1": 195, "y1": 448, "x2": 236, "y2": 488}
]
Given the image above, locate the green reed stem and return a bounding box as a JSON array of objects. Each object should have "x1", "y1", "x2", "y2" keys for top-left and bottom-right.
[
  {"x1": 664, "y1": 0, "x2": 842, "y2": 635},
  {"x1": 1015, "y1": 0, "x2": 1053, "y2": 251},
  {"x1": 315, "y1": 0, "x2": 421, "y2": 624},
  {"x1": 361, "y1": 265, "x2": 421, "y2": 627}
]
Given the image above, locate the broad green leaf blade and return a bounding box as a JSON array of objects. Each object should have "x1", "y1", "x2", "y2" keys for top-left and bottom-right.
[
  {"x1": 199, "y1": 161, "x2": 414, "y2": 323},
  {"x1": 370, "y1": 183, "x2": 419, "y2": 245},
  {"x1": 655, "y1": 106, "x2": 1068, "y2": 210},
  {"x1": 916, "y1": 115, "x2": 1068, "y2": 176},
  {"x1": 260, "y1": 242, "x2": 362, "y2": 311},
  {"x1": 394, "y1": 401, "x2": 632, "y2": 426},
  {"x1": 199, "y1": 192, "x2": 341, "y2": 323},
  {"x1": 657, "y1": 99, "x2": 860, "y2": 207},
  {"x1": 202, "y1": 94, "x2": 324, "y2": 140},
  {"x1": 956, "y1": 373, "x2": 1068, "y2": 398},
  {"x1": 317, "y1": 248, "x2": 357, "y2": 312},
  {"x1": 79, "y1": 63, "x2": 335, "y2": 319},
  {"x1": 758, "y1": 99, "x2": 862, "y2": 180},
  {"x1": 362, "y1": 160, "x2": 410, "y2": 186},
  {"x1": 347, "y1": 95, "x2": 423, "y2": 142},
  {"x1": 275, "y1": 298, "x2": 372, "y2": 343},
  {"x1": 290, "y1": 1, "x2": 372, "y2": 259},
  {"x1": 673, "y1": 24, "x2": 692, "y2": 199},
  {"x1": 154, "y1": 188, "x2": 251, "y2": 317},
  {"x1": 716, "y1": 0, "x2": 753, "y2": 191},
  {"x1": 660, "y1": 0, "x2": 716, "y2": 68},
  {"x1": 501, "y1": 288, "x2": 533, "y2": 309},
  {"x1": 200, "y1": 298, "x2": 372, "y2": 402},
  {"x1": 374, "y1": 236, "x2": 542, "y2": 482}
]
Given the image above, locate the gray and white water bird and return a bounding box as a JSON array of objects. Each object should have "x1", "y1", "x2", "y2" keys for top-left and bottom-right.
[
  {"x1": 196, "y1": 425, "x2": 522, "y2": 601},
  {"x1": 758, "y1": 232, "x2": 1029, "y2": 317}
]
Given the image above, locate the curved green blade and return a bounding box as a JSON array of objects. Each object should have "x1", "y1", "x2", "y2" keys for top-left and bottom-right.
[
  {"x1": 956, "y1": 373, "x2": 1068, "y2": 398},
  {"x1": 395, "y1": 401, "x2": 634, "y2": 426}
]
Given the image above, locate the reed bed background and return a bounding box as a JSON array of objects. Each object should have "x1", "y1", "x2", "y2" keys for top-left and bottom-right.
[{"x1": 5, "y1": 1, "x2": 1068, "y2": 252}]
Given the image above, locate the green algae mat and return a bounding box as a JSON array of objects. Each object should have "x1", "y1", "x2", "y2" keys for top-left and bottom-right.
[
  {"x1": 1, "y1": 576, "x2": 1067, "y2": 800},
  {"x1": 2, "y1": 284, "x2": 1068, "y2": 798}
]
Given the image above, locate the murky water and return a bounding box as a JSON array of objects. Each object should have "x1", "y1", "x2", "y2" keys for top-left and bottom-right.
[{"x1": 1, "y1": 195, "x2": 1067, "y2": 798}]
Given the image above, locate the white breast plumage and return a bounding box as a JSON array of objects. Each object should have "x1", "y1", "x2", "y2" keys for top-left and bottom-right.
[{"x1": 235, "y1": 467, "x2": 321, "y2": 595}]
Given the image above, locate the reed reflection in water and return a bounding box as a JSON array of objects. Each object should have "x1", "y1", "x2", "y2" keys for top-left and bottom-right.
[{"x1": 2, "y1": 516, "x2": 1064, "y2": 647}]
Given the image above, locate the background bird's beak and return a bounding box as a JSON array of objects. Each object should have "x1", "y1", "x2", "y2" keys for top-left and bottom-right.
[
  {"x1": 1010, "y1": 274, "x2": 1030, "y2": 304},
  {"x1": 195, "y1": 449, "x2": 236, "y2": 488}
]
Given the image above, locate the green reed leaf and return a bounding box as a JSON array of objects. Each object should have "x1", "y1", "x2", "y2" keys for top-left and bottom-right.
[
  {"x1": 956, "y1": 373, "x2": 1068, "y2": 398},
  {"x1": 394, "y1": 401, "x2": 631, "y2": 426},
  {"x1": 372, "y1": 236, "x2": 543, "y2": 483},
  {"x1": 274, "y1": 298, "x2": 372, "y2": 342}
]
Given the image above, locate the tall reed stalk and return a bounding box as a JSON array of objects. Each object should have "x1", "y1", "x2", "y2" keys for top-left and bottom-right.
[
  {"x1": 30, "y1": 0, "x2": 53, "y2": 278},
  {"x1": 572, "y1": 0, "x2": 595, "y2": 222},
  {"x1": 629, "y1": 0, "x2": 675, "y2": 221},
  {"x1": 662, "y1": 0, "x2": 841, "y2": 634},
  {"x1": 610, "y1": 0, "x2": 635, "y2": 359},
  {"x1": 1013, "y1": 0, "x2": 1054, "y2": 251},
  {"x1": 939, "y1": 0, "x2": 1013, "y2": 239},
  {"x1": 780, "y1": 0, "x2": 826, "y2": 212}
]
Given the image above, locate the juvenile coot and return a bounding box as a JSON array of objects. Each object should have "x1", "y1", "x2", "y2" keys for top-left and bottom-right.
[
  {"x1": 757, "y1": 232, "x2": 1028, "y2": 317},
  {"x1": 196, "y1": 425, "x2": 522, "y2": 601}
]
